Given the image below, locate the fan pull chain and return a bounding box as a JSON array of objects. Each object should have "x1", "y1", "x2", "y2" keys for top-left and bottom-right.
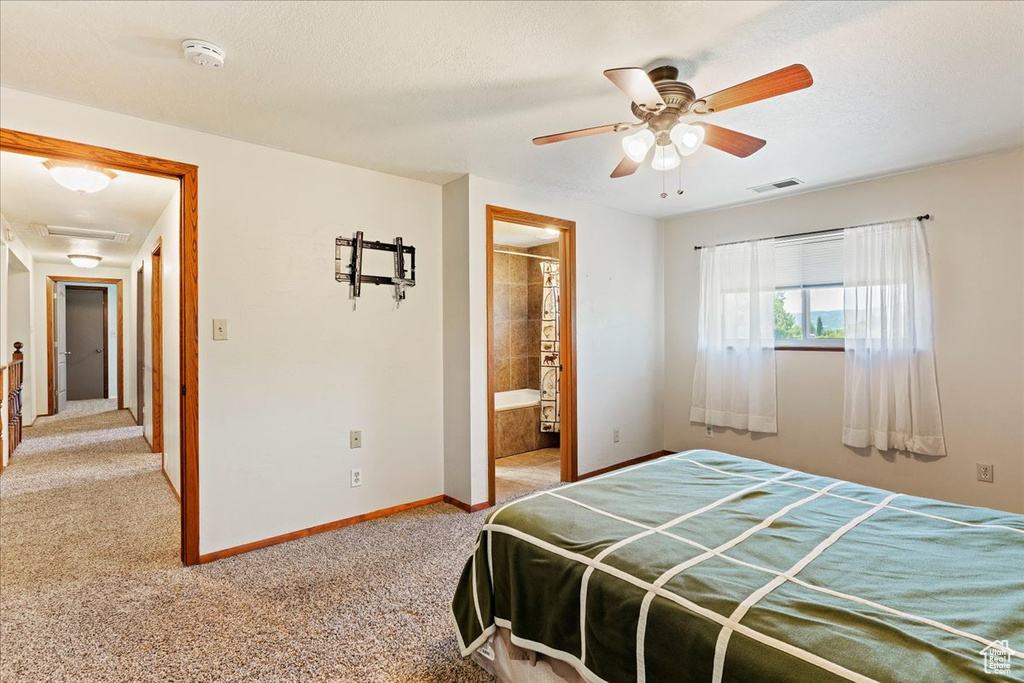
[
  {"x1": 660, "y1": 147, "x2": 667, "y2": 199},
  {"x1": 678, "y1": 162, "x2": 684, "y2": 195}
]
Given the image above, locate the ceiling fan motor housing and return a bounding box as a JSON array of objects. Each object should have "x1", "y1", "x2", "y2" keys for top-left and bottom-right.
[{"x1": 631, "y1": 66, "x2": 698, "y2": 121}]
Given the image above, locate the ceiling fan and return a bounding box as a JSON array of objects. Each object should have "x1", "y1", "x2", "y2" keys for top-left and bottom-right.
[{"x1": 533, "y1": 64, "x2": 813, "y2": 179}]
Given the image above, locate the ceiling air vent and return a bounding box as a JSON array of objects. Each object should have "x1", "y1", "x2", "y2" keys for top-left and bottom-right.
[
  {"x1": 749, "y1": 178, "x2": 803, "y2": 194},
  {"x1": 31, "y1": 223, "x2": 130, "y2": 243}
]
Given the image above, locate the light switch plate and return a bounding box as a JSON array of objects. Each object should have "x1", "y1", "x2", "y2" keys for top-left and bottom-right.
[{"x1": 212, "y1": 318, "x2": 228, "y2": 340}]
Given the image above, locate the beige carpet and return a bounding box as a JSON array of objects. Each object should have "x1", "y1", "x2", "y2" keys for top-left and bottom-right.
[{"x1": 1, "y1": 400, "x2": 495, "y2": 682}]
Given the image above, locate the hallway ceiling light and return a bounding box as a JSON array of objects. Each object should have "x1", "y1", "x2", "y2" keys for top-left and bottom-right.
[
  {"x1": 68, "y1": 254, "x2": 103, "y2": 269},
  {"x1": 544, "y1": 228, "x2": 559, "y2": 237},
  {"x1": 43, "y1": 160, "x2": 117, "y2": 193}
]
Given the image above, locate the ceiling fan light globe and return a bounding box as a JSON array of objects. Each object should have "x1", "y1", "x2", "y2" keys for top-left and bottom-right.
[
  {"x1": 651, "y1": 144, "x2": 680, "y2": 171},
  {"x1": 670, "y1": 122, "x2": 705, "y2": 156},
  {"x1": 621, "y1": 129, "x2": 654, "y2": 162}
]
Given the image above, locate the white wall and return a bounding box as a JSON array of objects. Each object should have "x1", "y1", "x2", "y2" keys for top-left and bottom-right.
[
  {"x1": 1, "y1": 214, "x2": 35, "y2": 463},
  {"x1": 1, "y1": 86, "x2": 445, "y2": 554},
  {"x1": 664, "y1": 150, "x2": 1024, "y2": 514},
  {"x1": 30, "y1": 264, "x2": 130, "y2": 417},
  {"x1": 128, "y1": 190, "x2": 180, "y2": 492},
  {"x1": 441, "y1": 176, "x2": 472, "y2": 502},
  {"x1": 8, "y1": 266, "x2": 33, "y2": 420},
  {"x1": 442, "y1": 174, "x2": 665, "y2": 505}
]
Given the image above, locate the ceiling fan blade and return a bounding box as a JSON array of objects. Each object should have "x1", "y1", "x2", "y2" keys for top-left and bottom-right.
[
  {"x1": 693, "y1": 64, "x2": 812, "y2": 114},
  {"x1": 694, "y1": 123, "x2": 766, "y2": 158},
  {"x1": 610, "y1": 155, "x2": 641, "y2": 178},
  {"x1": 604, "y1": 68, "x2": 665, "y2": 110},
  {"x1": 533, "y1": 123, "x2": 632, "y2": 146}
]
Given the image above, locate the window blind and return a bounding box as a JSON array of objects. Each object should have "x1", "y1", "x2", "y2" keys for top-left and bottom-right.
[{"x1": 774, "y1": 232, "x2": 843, "y2": 288}]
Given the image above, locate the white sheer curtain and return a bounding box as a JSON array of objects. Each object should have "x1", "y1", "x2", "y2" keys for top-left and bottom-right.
[
  {"x1": 691, "y1": 239, "x2": 777, "y2": 433},
  {"x1": 843, "y1": 218, "x2": 945, "y2": 455}
]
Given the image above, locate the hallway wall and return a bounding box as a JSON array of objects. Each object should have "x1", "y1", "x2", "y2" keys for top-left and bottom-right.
[
  {"x1": 1, "y1": 214, "x2": 36, "y2": 465},
  {"x1": 128, "y1": 189, "x2": 180, "y2": 493}
]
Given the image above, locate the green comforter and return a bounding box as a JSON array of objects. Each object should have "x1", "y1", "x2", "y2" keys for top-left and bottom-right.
[{"x1": 452, "y1": 450, "x2": 1024, "y2": 682}]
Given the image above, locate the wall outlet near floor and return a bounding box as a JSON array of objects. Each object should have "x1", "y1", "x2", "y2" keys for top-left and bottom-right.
[
  {"x1": 705, "y1": 424, "x2": 714, "y2": 438},
  {"x1": 350, "y1": 468, "x2": 363, "y2": 488},
  {"x1": 349, "y1": 429, "x2": 362, "y2": 449},
  {"x1": 612, "y1": 428, "x2": 620, "y2": 444},
  {"x1": 977, "y1": 463, "x2": 994, "y2": 483}
]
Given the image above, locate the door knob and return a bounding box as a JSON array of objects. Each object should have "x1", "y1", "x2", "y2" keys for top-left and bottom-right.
[
  {"x1": 96, "y1": 348, "x2": 104, "y2": 353},
  {"x1": 63, "y1": 351, "x2": 71, "y2": 355}
]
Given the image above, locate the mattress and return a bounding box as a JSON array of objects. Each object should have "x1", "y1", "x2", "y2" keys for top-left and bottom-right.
[{"x1": 452, "y1": 449, "x2": 1024, "y2": 682}]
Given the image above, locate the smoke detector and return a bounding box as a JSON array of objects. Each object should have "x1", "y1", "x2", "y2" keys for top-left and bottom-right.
[{"x1": 181, "y1": 40, "x2": 225, "y2": 69}]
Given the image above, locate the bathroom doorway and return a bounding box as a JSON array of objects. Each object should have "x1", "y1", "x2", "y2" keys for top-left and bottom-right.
[{"x1": 486, "y1": 206, "x2": 576, "y2": 505}]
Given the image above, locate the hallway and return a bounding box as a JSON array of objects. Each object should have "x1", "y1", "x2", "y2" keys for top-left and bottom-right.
[{"x1": 0, "y1": 399, "x2": 179, "y2": 678}]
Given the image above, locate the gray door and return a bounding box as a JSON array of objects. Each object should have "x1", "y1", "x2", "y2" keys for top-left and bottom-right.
[{"x1": 65, "y1": 286, "x2": 108, "y2": 400}]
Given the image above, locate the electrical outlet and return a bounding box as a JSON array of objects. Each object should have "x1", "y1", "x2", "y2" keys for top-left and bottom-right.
[
  {"x1": 350, "y1": 430, "x2": 362, "y2": 449},
  {"x1": 705, "y1": 424, "x2": 714, "y2": 438},
  {"x1": 612, "y1": 428, "x2": 620, "y2": 444},
  {"x1": 350, "y1": 468, "x2": 363, "y2": 488},
  {"x1": 212, "y1": 318, "x2": 228, "y2": 340},
  {"x1": 977, "y1": 463, "x2": 994, "y2": 483}
]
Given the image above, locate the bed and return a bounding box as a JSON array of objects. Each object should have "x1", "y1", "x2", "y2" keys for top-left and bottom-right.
[{"x1": 452, "y1": 450, "x2": 1024, "y2": 682}]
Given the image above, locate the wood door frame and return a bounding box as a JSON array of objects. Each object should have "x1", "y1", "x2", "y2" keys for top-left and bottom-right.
[
  {"x1": 151, "y1": 239, "x2": 163, "y2": 455},
  {"x1": 47, "y1": 277, "x2": 121, "y2": 410},
  {"x1": 4, "y1": 128, "x2": 201, "y2": 566},
  {"x1": 63, "y1": 284, "x2": 110, "y2": 399},
  {"x1": 486, "y1": 205, "x2": 578, "y2": 506}
]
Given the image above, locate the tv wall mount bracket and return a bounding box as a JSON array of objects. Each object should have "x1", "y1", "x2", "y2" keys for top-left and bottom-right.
[{"x1": 335, "y1": 231, "x2": 416, "y2": 305}]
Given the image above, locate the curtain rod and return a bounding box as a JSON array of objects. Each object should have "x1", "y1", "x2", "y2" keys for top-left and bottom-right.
[
  {"x1": 493, "y1": 248, "x2": 558, "y2": 262},
  {"x1": 693, "y1": 214, "x2": 932, "y2": 251}
]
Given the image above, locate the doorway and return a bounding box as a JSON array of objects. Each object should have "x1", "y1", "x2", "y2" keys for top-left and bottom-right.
[
  {"x1": 47, "y1": 276, "x2": 123, "y2": 414},
  {"x1": 486, "y1": 205, "x2": 577, "y2": 506},
  {"x1": 65, "y1": 286, "x2": 109, "y2": 400},
  {"x1": 3, "y1": 127, "x2": 200, "y2": 565}
]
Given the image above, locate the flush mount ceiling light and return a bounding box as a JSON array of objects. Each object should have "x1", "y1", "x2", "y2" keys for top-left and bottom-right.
[
  {"x1": 68, "y1": 254, "x2": 103, "y2": 269},
  {"x1": 534, "y1": 63, "x2": 813, "y2": 196},
  {"x1": 181, "y1": 39, "x2": 226, "y2": 69},
  {"x1": 544, "y1": 228, "x2": 560, "y2": 237},
  {"x1": 43, "y1": 160, "x2": 117, "y2": 193}
]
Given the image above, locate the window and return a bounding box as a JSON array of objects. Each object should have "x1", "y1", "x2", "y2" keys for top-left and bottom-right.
[{"x1": 774, "y1": 233, "x2": 844, "y2": 348}]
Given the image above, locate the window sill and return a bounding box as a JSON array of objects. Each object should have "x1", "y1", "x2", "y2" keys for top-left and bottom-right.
[{"x1": 775, "y1": 346, "x2": 844, "y2": 352}]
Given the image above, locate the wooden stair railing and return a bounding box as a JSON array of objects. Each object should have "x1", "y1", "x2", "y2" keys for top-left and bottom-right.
[{"x1": 7, "y1": 342, "x2": 24, "y2": 456}]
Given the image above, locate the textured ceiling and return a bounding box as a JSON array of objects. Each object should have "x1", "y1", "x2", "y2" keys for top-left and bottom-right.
[
  {"x1": 1, "y1": 1, "x2": 1021, "y2": 219},
  {"x1": 0, "y1": 151, "x2": 177, "y2": 266}
]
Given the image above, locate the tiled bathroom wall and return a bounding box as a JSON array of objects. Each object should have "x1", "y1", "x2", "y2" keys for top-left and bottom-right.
[{"x1": 493, "y1": 242, "x2": 559, "y2": 392}]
